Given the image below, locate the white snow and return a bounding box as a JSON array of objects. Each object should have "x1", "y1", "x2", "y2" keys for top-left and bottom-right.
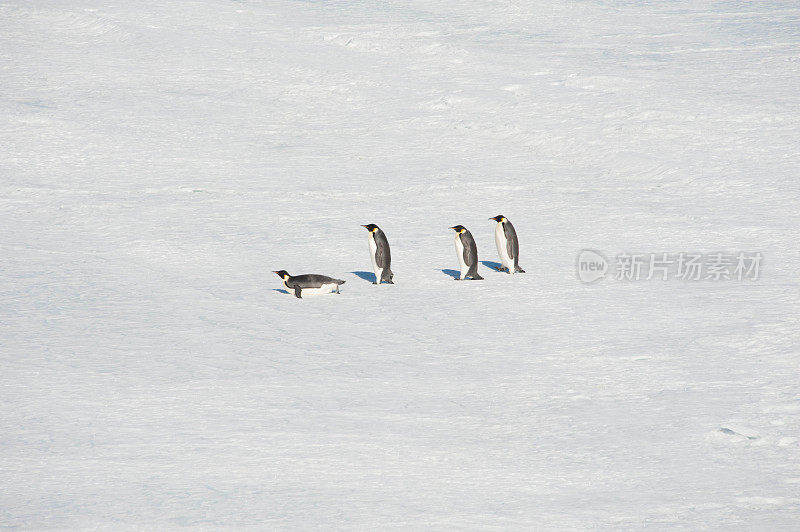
[{"x1": 2, "y1": 0, "x2": 800, "y2": 528}]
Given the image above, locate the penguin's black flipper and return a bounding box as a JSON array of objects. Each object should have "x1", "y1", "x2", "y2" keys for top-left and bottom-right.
[{"x1": 294, "y1": 287, "x2": 302, "y2": 298}]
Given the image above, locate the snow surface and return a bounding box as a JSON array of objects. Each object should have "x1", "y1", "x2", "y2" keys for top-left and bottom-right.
[{"x1": 2, "y1": 0, "x2": 800, "y2": 528}]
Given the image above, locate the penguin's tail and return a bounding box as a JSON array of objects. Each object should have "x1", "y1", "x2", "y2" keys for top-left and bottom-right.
[
  {"x1": 472, "y1": 273, "x2": 484, "y2": 280},
  {"x1": 515, "y1": 266, "x2": 526, "y2": 273},
  {"x1": 335, "y1": 279, "x2": 346, "y2": 285}
]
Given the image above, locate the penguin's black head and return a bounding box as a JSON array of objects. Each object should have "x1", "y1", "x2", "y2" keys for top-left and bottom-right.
[
  {"x1": 273, "y1": 270, "x2": 290, "y2": 280},
  {"x1": 490, "y1": 215, "x2": 506, "y2": 222},
  {"x1": 449, "y1": 225, "x2": 466, "y2": 233},
  {"x1": 361, "y1": 224, "x2": 379, "y2": 232}
]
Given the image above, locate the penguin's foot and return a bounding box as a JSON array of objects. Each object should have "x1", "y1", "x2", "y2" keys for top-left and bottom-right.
[{"x1": 373, "y1": 281, "x2": 378, "y2": 284}]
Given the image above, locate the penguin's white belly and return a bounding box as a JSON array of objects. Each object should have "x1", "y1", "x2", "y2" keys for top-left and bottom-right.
[
  {"x1": 301, "y1": 283, "x2": 338, "y2": 295},
  {"x1": 455, "y1": 234, "x2": 468, "y2": 279},
  {"x1": 368, "y1": 235, "x2": 382, "y2": 282},
  {"x1": 495, "y1": 224, "x2": 514, "y2": 272},
  {"x1": 284, "y1": 281, "x2": 337, "y2": 296}
]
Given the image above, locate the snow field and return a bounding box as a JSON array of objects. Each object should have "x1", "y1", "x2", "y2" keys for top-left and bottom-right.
[{"x1": 2, "y1": 0, "x2": 799, "y2": 528}]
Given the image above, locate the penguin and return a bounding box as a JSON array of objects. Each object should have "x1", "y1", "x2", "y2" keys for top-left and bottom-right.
[
  {"x1": 361, "y1": 224, "x2": 394, "y2": 284},
  {"x1": 273, "y1": 270, "x2": 345, "y2": 298},
  {"x1": 489, "y1": 215, "x2": 525, "y2": 273},
  {"x1": 449, "y1": 225, "x2": 484, "y2": 280}
]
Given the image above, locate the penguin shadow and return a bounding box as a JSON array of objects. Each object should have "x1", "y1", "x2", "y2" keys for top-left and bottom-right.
[
  {"x1": 351, "y1": 271, "x2": 377, "y2": 283},
  {"x1": 273, "y1": 288, "x2": 290, "y2": 295},
  {"x1": 441, "y1": 268, "x2": 461, "y2": 279},
  {"x1": 480, "y1": 260, "x2": 503, "y2": 272}
]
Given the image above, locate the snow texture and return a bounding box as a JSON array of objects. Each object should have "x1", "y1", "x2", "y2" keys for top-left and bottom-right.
[{"x1": 2, "y1": 0, "x2": 799, "y2": 528}]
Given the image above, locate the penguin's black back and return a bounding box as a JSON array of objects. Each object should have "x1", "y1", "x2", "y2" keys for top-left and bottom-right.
[
  {"x1": 373, "y1": 228, "x2": 391, "y2": 269},
  {"x1": 502, "y1": 219, "x2": 519, "y2": 260},
  {"x1": 288, "y1": 274, "x2": 346, "y2": 288},
  {"x1": 460, "y1": 229, "x2": 478, "y2": 267}
]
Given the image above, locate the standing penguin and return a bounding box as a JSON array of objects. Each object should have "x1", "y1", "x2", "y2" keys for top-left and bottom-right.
[
  {"x1": 361, "y1": 224, "x2": 394, "y2": 284},
  {"x1": 489, "y1": 215, "x2": 525, "y2": 273},
  {"x1": 449, "y1": 225, "x2": 484, "y2": 280},
  {"x1": 273, "y1": 270, "x2": 345, "y2": 298}
]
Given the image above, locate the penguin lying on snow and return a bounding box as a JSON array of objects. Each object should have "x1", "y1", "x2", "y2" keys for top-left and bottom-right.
[
  {"x1": 489, "y1": 215, "x2": 525, "y2": 273},
  {"x1": 449, "y1": 225, "x2": 483, "y2": 280},
  {"x1": 361, "y1": 224, "x2": 394, "y2": 284},
  {"x1": 273, "y1": 270, "x2": 345, "y2": 298}
]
